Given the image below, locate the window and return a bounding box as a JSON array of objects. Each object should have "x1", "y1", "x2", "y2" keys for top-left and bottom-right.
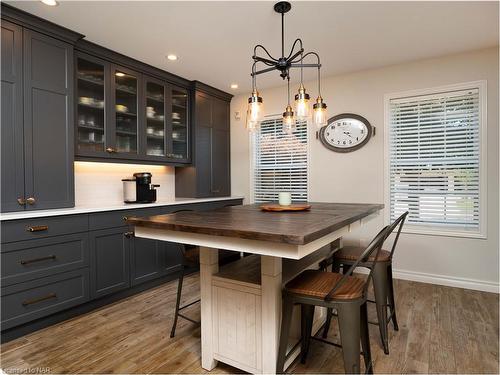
[
  {"x1": 252, "y1": 118, "x2": 308, "y2": 203},
  {"x1": 386, "y1": 82, "x2": 486, "y2": 237}
]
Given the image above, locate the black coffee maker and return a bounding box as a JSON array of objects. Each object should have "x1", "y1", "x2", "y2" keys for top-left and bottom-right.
[{"x1": 133, "y1": 172, "x2": 159, "y2": 203}]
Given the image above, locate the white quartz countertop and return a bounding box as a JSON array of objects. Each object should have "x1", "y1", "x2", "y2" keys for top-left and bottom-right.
[{"x1": 0, "y1": 196, "x2": 244, "y2": 221}]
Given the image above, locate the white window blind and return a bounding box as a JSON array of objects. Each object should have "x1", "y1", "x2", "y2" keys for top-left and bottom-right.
[
  {"x1": 253, "y1": 118, "x2": 308, "y2": 203},
  {"x1": 388, "y1": 87, "x2": 482, "y2": 233}
]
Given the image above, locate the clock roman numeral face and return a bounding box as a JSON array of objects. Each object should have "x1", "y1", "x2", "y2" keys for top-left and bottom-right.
[{"x1": 324, "y1": 119, "x2": 368, "y2": 148}]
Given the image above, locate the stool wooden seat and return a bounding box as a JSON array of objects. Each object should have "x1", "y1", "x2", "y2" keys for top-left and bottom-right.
[
  {"x1": 334, "y1": 246, "x2": 391, "y2": 263},
  {"x1": 286, "y1": 270, "x2": 365, "y2": 300}
]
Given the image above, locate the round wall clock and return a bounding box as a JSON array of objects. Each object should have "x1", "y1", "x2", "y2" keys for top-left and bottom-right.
[{"x1": 319, "y1": 113, "x2": 374, "y2": 153}]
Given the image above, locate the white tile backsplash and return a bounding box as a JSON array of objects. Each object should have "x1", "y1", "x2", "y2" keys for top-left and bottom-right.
[{"x1": 74, "y1": 161, "x2": 175, "y2": 206}]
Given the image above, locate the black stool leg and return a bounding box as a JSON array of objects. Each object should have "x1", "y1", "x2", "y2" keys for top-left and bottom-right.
[
  {"x1": 322, "y1": 259, "x2": 342, "y2": 339},
  {"x1": 372, "y1": 262, "x2": 390, "y2": 354},
  {"x1": 300, "y1": 304, "x2": 315, "y2": 364},
  {"x1": 322, "y1": 308, "x2": 333, "y2": 339},
  {"x1": 337, "y1": 303, "x2": 361, "y2": 374},
  {"x1": 277, "y1": 295, "x2": 294, "y2": 373},
  {"x1": 360, "y1": 302, "x2": 373, "y2": 374},
  {"x1": 170, "y1": 265, "x2": 185, "y2": 338},
  {"x1": 387, "y1": 263, "x2": 399, "y2": 331}
]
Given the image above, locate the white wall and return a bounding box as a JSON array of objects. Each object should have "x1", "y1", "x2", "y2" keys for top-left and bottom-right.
[
  {"x1": 74, "y1": 162, "x2": 175, "y2": 206},
  {"x1": 230, "y1": 47, "x2": 499, "y2": 292}
]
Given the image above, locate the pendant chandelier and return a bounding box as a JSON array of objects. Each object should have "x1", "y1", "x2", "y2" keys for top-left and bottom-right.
[{"x1": 247, "y1": 1, "x2": 327, "y2": 133}]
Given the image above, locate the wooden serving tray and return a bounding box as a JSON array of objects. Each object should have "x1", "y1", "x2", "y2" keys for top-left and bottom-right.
[{"x1": 260, "y1": 203, "x2": 312, "y2": 212}]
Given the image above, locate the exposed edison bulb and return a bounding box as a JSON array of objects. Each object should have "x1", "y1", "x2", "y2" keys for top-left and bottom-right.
[
  {"x1": 294, "y1": 84, "x2": 310, "y2": 121},
  {"x1": 313, "y1": 96, "x2": 328, "y2": 128},
  {"x1": 282, "y1": 105, "x2": 295, "y2": 134},
  {"x1": 246, "y1": 89, "x2": 263, "y2": 131}
]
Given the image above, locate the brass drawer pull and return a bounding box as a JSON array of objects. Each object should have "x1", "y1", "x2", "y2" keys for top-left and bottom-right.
[
  {"x1": 20, "y1": 255, "x2": 56, "y2": 265},
  {"x1": 106, "y1": 147, "x2": 117, "y2": 153},
  {"x1": 17, "y1": 198, "x2": 26, "y2": 206},
  {"x1": 22, "y1": 292, "x2": 57, "y2": 306},
  {"x1": 122, "y1": 216, "x2": 129, "y2": 221},
  {"x1": 26, "y1": 225, "x2": 49, "y2": 232},
  {"x1": 26, "y1": 197, "x2": 36, "y2": 205},
  {"x1": 124, "y1": 231, "x2": 134, "y2": 239}
]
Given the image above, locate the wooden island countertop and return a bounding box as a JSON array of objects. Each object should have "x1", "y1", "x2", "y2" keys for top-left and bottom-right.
[{"x1": 126, "y1": 202, "x2": 383, "y2": 245}]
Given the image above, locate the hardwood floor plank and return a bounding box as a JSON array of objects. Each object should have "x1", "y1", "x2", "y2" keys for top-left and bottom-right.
[
  {"x1": 428, "y1": 285, "x2": 457, "y2": 373},
  {"x1": 1, "y1": 274, "x2": 497, "y2": 374}
]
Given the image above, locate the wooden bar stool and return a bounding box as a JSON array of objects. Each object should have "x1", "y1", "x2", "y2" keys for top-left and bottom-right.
[
  {"x1": 276, "y1": 226, "x2": 390, "y2": 374},
  {"x1": 320, "y1": 212, "x2": 408, "y2": 354}
]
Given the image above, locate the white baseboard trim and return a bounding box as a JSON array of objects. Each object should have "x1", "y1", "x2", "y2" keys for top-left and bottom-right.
[
  {"x1": 392, "y1": 268, "x2": 499, "y2": 293},
  {"x1": 354, "y1": 267, "x2": 499, "y2": 293}
]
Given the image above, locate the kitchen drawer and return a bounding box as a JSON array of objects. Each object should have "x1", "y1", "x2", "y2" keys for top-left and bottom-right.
[
  {"x1": 1, "y1": 215, "x2": 88, "y2": 244},
  {"x1": 89, "y1": 207, "x2": 177, "y2": 230},
  {"x1": 1, "y1": 233, "x2": 89, "y2": 287},
  {"x1": 89, "y1": 210, "x2": 134, "y2": 230},
  {"x1": 1, "y1": 269, "x2": 89, "y2": 330}
]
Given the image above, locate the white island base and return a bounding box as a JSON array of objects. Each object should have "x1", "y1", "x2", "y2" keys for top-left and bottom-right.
[{"x1": 134, "y1": 211, "x2": 378, "y2": 374}]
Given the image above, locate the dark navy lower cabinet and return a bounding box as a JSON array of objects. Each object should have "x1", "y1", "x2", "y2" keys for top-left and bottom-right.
[
  {"x1": 1, "y1": 268, "x2": 90, "y2": 330},
  {"x1": 0, "y1": 199, "x2": 243, "y2": 337},
  {"x1": 162, "y1": 242, "x2": 184, "y2": 274},
  {"x1": 130, "y1": 236, "x2": 166, "y2": 286},
  {"x1": 89, "y1": 227, "x2": 130, "y2": 299},
  {"x1": 1, "y1": 233, "x2": 89, "y2": 287}
]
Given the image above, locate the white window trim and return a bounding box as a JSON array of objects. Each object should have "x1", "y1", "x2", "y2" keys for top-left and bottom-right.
[
  {"x1": 383, "y1": 81, "x2": 488, "y2": 239},
  {"x1": 249, "y1": 114, "x2": 311, "y2": 204}
]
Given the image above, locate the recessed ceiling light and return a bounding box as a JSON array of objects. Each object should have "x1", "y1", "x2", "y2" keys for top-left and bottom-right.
[
  {"x1": 115, "y1": 72, "x2": 125, "y2": 77},
  {"x1": 40, "y1": 0, "x2": 58, "y2": 6},
  {"x1": 167, "y1": 54, "x2": 178, "y2": 61},
  {"x1": 230, "y1": 84, "x2": 239, "y2": 89}
]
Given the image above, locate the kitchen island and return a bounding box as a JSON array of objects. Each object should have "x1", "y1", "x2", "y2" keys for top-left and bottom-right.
[{"x1": 128, "y1": 202, "x2": 383, "y2": 374}]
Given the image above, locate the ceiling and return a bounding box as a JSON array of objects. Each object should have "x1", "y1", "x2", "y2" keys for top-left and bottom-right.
[{"x1": 6, "y1": 1, "x2": 499, "y2": 93}]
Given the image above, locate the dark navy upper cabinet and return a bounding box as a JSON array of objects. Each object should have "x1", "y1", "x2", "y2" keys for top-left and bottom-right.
[
  {"x1": 75, "y1": 52, "x2": 111, "y2": 158},
  {"x1": 23, "y1": 30, "x2": 75, "y2": 211},
  {"x1": 74, "y1": 41, "x2": 193, "y2": 166},
  {"x1": 175, "y1": 83, "x2": 232, "y2": 198},
  {"x1": 1, "y1": 5, "x2": 80, "y2": 213},
  {"x1": 1, "y1": 21, "x2": 25, "y2": 212}
]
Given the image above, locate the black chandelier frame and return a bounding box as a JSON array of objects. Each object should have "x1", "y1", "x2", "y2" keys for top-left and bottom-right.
[{"x1": 250, "y1": 1, "x2": 322, "y2": 86}]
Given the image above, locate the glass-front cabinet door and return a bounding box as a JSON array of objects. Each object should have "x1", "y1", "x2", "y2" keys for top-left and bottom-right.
[
  {"x1": 169, "y1": 86, "x2": 189, "y2": 161},
  {"x1": 76, "y1": 54, "x2": 108, "y2": 155},
  {"x1": 144, "y1": 77, "x2": 166, "y2": 158},
  {"x1": 111, "y1": 65, "x2": 140, "y2": 156}
]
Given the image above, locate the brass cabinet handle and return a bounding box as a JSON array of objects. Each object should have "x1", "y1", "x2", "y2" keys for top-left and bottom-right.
[
  {"x1": 26, "y1": 197, "x2": 36, "y2": 205},
  {"x1": 124, "y1": 231, "x2": 134, "y2": 239},
  {"x1": 122, "y1": 216, "x2": 128, "y2": 222},
  {"x1": 26, "y1": 225, "x2": 49, "y2": 232},
  {"x1": 22, "y1": 293, "x2": 57, "y2": 306},
  {"x1": 17, "y1": 198, "x2": 26, "y2": 206},
  {"x1": 106, "y1": 147, "x2": 117, "y2": 153},
  {"x1": 20, "y1": 255, "x2": 56, "y2": 265}
]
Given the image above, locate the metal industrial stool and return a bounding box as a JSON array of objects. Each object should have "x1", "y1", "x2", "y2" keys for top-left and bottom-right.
[
  {"x1": 320, "y1": 211, "x2": 408, "y2": 354},
  {"x1": 276, "y1": 225, "x2": 390, "y2": 374}
]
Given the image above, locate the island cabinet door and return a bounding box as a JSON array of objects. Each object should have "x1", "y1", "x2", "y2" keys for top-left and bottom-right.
[
  {"x1": 89, "y1": 227, "x2": 130, "y2": 299},
  {"x1": 129, "y1": 236, "x2": 165, "y2": 286}
]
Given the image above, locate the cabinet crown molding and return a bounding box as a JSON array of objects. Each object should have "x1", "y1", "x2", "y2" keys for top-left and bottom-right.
[
  {"x1": 192, "y1": 81, "x2": 233, "y2": 102},
  {"x1": 1, "y1": 3, "x2": 84, "y2": 44}
]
